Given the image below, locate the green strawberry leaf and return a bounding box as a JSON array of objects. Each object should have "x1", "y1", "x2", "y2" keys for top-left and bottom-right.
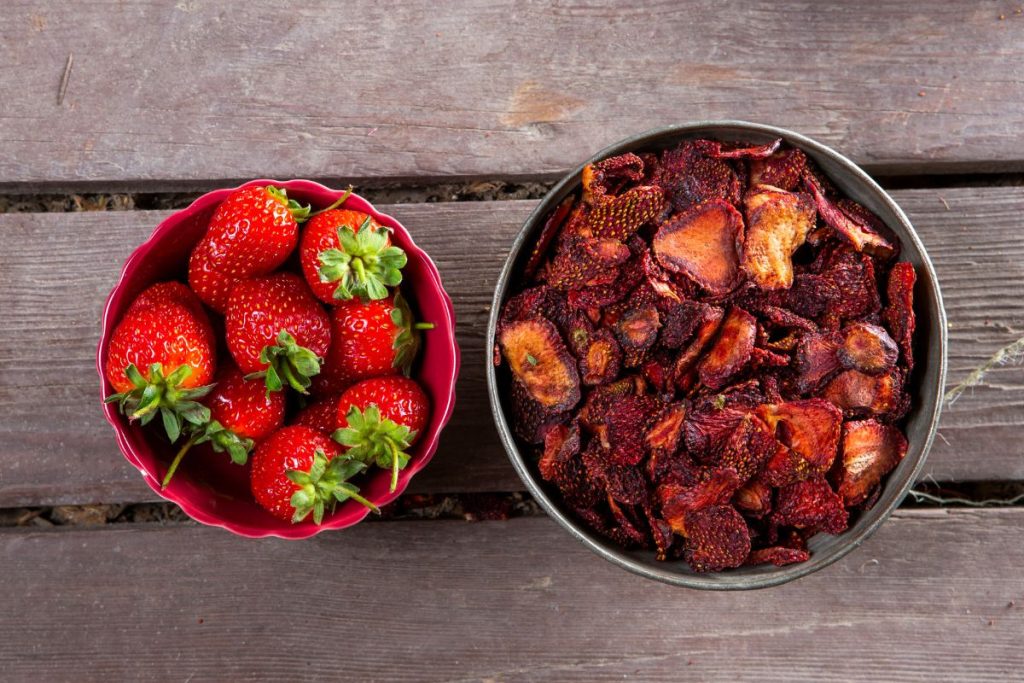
[
  {"x1": 286, "y1": 450, "x2": 379, "y2": 524},
  {"x1": 249, "y1": 330, "x2": 323, "y2": 397},
  {"x1": 317, "y1": 216, "x2": 408, "y2": 302},
  {"x1": 331, "y1": 404, "x2": 415, "y2": 493}
]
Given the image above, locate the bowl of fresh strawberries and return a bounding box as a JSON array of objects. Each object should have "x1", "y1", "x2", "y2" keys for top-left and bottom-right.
[
  {"x1": 487, "y1": 122, "x2": 947, "y2": 588},
  {"x1": 98, "y1": 180, "x2": 459, "y2": 538}
]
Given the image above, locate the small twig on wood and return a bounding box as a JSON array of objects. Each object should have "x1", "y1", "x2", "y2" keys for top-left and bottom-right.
[
  {"x1": 944, "y1": 335, "x2": 1024, "y2": 405},
  {"x1": 57, "y1": 53, "x2": 74, "y2": 105},
  {"x1": 938, "y1": 195, "x2": 951, "y2": 211},
  {"x1": 908, "y1": 489, "x2": 1024, "y2": 507}
]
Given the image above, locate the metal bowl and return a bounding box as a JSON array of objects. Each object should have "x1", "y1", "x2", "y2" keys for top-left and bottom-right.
[{"x1": 486, "y1": 121, "x2": 947, "y2": 589}]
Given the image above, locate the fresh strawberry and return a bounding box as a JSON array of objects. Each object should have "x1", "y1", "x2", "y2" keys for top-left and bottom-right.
[
  {"x1": 250, "y1": 426, "x2": 377, "y2": 524},
  {"x1": 105, "y1": 288, "x2": 217, "y2": 443},
  {"x1": 312, "y1": 292, "x2": 432, "y2": 394},
  {"x1": 188, "y1": 185, "x2": 310, "y2": 312},
  {"x1": 161, "y1": 364, "x2": 286, "y2": 487},
  {"x1": 127, "y1": 281, "x2": 216, "y2": 349},
  {"x1": 292, "y1": 394, "x2": 343, "y2": 435},
  {"x1": 300, "y1": 204, "x2": 407, "y2": 303},
  {"x1": 225, "y1": 273, "x2": 331, "y2": 394},
  {"x1": 333, "y1": 376, "x2": 430, "y2": 492}
]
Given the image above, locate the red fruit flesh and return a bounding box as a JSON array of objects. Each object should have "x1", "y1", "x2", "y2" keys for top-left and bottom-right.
[
  {"x1": 225, "y1": 272, "x2": 331, "y2": 374},
  {"x1": 337, "y1": 376, "x2": 430, "y2": 442},
  {"x1": 292, "y1": 395, "x2": 343, "y2": 435},
  {"x1": 206, "y1": 365, "x2": 285, "y2": 442},
  {"x1": 250, "y1": 426, "x2": 342, "y2": 522},
  {"x1": 653, "y1": 200, "x2": 744, "y2": 295},
  {"x1": 189, "y1": 186, "x2": 301, "y2": 312},
  {"x1": 106, "y1": 301, "x2": 216, "y2": 394}
]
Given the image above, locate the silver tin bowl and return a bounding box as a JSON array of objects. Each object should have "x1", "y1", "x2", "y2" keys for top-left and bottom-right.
[{"x1": 486, "y1": 121, "x2": 947, "y2": 590}]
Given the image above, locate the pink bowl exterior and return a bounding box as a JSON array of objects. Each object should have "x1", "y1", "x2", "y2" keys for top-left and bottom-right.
[{"x1": 97, "y1": 179, "x2": 460, "y2": 539}]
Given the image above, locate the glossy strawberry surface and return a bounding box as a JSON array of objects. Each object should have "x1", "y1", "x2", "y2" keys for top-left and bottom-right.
[
  {"x1": 299, "y1": 209, "x2": 384, "y2": 303},
  {"x1": 206, "y1": 365, "x2": 285, "y2": 442},
  {"x1": 337, "y1": 376, "x2": 429, "y2": 440},
  {"x1": 313, "y1": 295, "x2": 404, "y2": 394},
  {"x1": 250, "y1": 426, "x2": 341, "y2": 522}
]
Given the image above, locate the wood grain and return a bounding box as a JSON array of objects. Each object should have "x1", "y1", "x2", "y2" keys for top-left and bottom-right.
[
  {"x1": 0, "y1": 189, "x2": 1022, "y2": 506},
  {"x1": 0, "y1": 509, "x2": 1021, "y2": 681},
  {"x1": 3, "y1": 0, "x2": 1024, "y2": 190}
]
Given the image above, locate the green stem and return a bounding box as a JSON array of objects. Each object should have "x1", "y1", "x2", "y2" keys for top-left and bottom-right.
[
  {"x1": 385, "y1": 438, "x2": 401, "y2": 493},
  {"x1": 162, "y1": 434, "x2": 198, "y2": 488},
  {"x1": 414, "y1": 322, "x2": 435, "y2": 330},
  {"x1": 347, "y1": 490, "x2": 381, "y2": 514},
  {"x1": 279, "y1": 360, "x2": 306, "y2": 394},
  {"x1": 352, "y1": 258, "x2": 368, "y2": 287},
  {"x1": 308, "y1": 187, "x2": 354, "y2": 218}
]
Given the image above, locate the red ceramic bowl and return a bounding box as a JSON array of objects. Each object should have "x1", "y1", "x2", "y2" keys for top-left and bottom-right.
[{"x1": 97, "y1": 180, "x2": 459, "y2": 538}]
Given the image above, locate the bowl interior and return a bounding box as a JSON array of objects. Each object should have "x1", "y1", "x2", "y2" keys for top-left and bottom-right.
[
  {"x1": 99, "y1": 180, "x2": 459, "y2": 538},
  {"x1": 487, "y1": 122, "x2": 946, "y2": 589}
]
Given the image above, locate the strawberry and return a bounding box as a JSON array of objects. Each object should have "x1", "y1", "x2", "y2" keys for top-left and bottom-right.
[
  {"x1": 161, "y1": 364, "x2": 286, "y2": 487},
  {"x1": 250, "y1": 426, "x2": 377, "y2": 524},
  {"x1": 105, "y1": 285, "x2": 217, "y2": 442},
  {"x1": 127, "y1": 281, "x2": 216, "y2": 349},
  {"x1": 300, "y1": 204, "x2": 407, "y2": 303},
  {"x1": 188, "y1": 185, "x2": 311, "y2": 312},
  {"x1": 333, "y1": 376, "x2": 430, "y2": 492},
  {"x1": 225, "y1": 273, "x2": 331, "y2": 394},
  {"x1": 292, "y1": 394, "x2": 343, "y2": 435},
  {"x1": 312, "y1": 292, "x2": 432, "y2": 394}
]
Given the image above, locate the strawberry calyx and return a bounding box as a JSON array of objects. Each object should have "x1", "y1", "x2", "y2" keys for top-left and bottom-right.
[
  {"x1": 286, "y1": 449, "x2": 380, "y2": 524},
  {"x1": 265, "y1": 185, "x2": 313, "y2": 223},
  {"x1": 317, "y1": 216, "x2": 408, "y2": 302},
  {"x1": 160, "y1": 420, "x2": 255, "y2": 489},
  {"x1": 246, "y1": 330, "x2": 322, "y2": 396},
  {"x1": 105, "y1": 362, "x2": 213, "y2": 443},
  {"x1": 390, "y1": 291, "x2": 435, "y2": 375},
  {"x1": 333, "y1": 404, "x2": 418, "y2": 493}
]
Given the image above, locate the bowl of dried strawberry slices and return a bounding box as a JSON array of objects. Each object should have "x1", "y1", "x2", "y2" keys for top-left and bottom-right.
[
  {"x1": 487, "y1": 122, "x2": 946, "y2": 589},
  {"x1": 98, "y1": 180, "x2": 458, "y2": 538}
]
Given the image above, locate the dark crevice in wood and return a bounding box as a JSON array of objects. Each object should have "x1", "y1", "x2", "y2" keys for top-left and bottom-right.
[{"x1": 3, "y1": 483, "x2": 1022, "y2": 529}]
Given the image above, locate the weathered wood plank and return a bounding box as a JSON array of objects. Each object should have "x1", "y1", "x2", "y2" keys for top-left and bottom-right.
[
  {"x1": 3, "y1": 0, "x2": 1024, "y2": 191},
  {"x1": 0, "y1": 509, "x2": 1021, "y2": 681},
  {"x1": 0, "y1": 188, "x2": 1022, "y2": 506}
]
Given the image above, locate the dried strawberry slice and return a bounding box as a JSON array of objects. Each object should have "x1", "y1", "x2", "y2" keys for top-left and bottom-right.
[
  {"x1": 658, "y1": 300, "x2": 709, "y2": 350},
  {"x1": 538, "y1": 420, "x2": 581, "y2": 482},
  {"x1": 883, "y1": 262, "x2": 916, "y2": 373},
  {"x1": 757, "y1": 399, "x2": 843, "y2": 475},
  {"x1": 524, "y1": 194, "x2": 576, "y2": 279},
  {"x1": 746, "y1": 546, "x2": 810, "y2": 567},
  {"x1": 838, "y1": 322, "x2": 898, "y2": 375},
  {"x1": 610, "y1": 303, "x2": 661, "y2": 368},
  {"x1": 672, "y1": 305, "x2": 725, "y2": 393},
  {"x1": 823, "y1": 368, "x2": 904, "y2": 417},
  {"x1": 697, "y1": 306, "x2": 757, "y2": 390},
  {"x1": 583, "y1": 185, "x2": 666, "y2": 241},
  {"x1": 734, "y1": 479, "x2": 773, "y2": 518},
  {"x1": 838, "y1": 419, "x2": 908, "y2": 506},
  {"x1": 499, "y1": 317, "x2": 581, "y2": 412},
  {"x1": 658, "y1": 467, "x2": 742, "y2": 535},
  {"x1": 749, "y1": 147, "x2": 807, "y2": 191},
  {"x1": 803, "y1": 170, "x2": 895, "y2": 258},
  {"x1": 742, "y1": 185, "x2": 816, "y2": 290},
  {"x1": 545, "y1": 232, "x2": 630, "y2": 290},
  {"x1": 819, "y1": 248, "x2": 881, "y2": 322},
  {"x1": 654, "y1": 200, "x2": 744, "y2": 295},
  {"x1": 794, "y1": 331, "x2": 843, "y2": 394},
  {"x1": 838, "y1": 199, "x2": 901, "y2": 261},
  {"x1": 509, "y1": 381, "x2": 568, "y2": 445},
  {"x1": 772, "y1": 477, "x2": 849, "y2": 535},
  {"x1": 681, "y1": 505, "x2": 751, "y2": 572},
  {"x1": 582, "y1": 153, "x2": 645, "y2": 201},
  {"x1": 655, "y1": 142, "x2": 742, "y2": 210},
  {"x1": 578, "y1": 328, "x2": 623, "y2": 385},
  {"x1": 646, "y1": 402, "x2": 688, "y2": 455},
  {"x1": 694, "y1": 138, "x2": 782, "y2": 159}
]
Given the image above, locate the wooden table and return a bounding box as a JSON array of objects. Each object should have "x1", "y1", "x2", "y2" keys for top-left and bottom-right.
[{"x1": 2, "y1": 2, "x2": 1023, "y2": 680}]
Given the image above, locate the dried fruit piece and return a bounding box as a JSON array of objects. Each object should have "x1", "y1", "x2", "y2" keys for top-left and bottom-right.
[
  {"x1": 749, "y1": 148, "x2": 807, "y2": 191},
  {"x1": 525, "y1": 194, "x2": 576, "y2": 279},
  {"x1": 590, "y1": 393, "x2": 663, "y2": 466},
  {"x1": 838, "y1": 419, "x2": 908, "y2": 506},
  {"x1": 611, "y1": 304, "x2": 661, "y2": 368},
  {"x1": 838, "y1": 199, "x2": 901, "y2": 261},
  {"x1": 758, "y1": 399, "x2": 842, "y2": 475},
  {"x1": 820, "y1": 248, "x2": 881, "y2": 322},
  {"x1": 746, "y1": 546, "x2": 810, "y2": 567},
  {"x1": 823, "y1": 368, "x2": 903, "y2": 416},
  {"x1": 697, "y1": 307, "x2": 757, "y2": 390},
  {"x1": 579, "y1": 329, "x2": 623, "y2": 385},
  {"x1": 582, "y1": 153, "x2": 645, "y2": 201},
  {"x1": 742, "y1": 185, "x2": 816, "y2": 290},
  {"x1": 658, "y1": 468, "x2": 742, "y2": 534},
  {"x1": 672, "y1": 306, "x2": 725, "y2": 393},
  {"x1": 794, "y1": 332, "x2": 843, "y2": 394},
  {"x1": 772, "y1": 478, "x2": 848, "y2": 535},
  {"x1": 499, "y1": 317, "x2": 581, "y2": 412},
  {"x1": 734, "y1": 479, "x2": 773, "y2": 518},
  {"x1": 656, "y1": 142, "x2": 742, "y2": 210},
  {"x1": 681, "y1": 505, "x2": 751, "y2": 572},
  {"x1": 509, "y1": 381, "x2": 568, "y2": 445},
  {"x1": 803, "y1": 171, "x2": 895, "y2": 258},
  {"x1": 883, "y1": 262, "x2": 917, "y2": 373},
  {"x1": 838, "y1": 322, "x2": 898, "y2": 375},
  {"x1": 545, "y1": 233, "x2": 630, "y2": 290},
  {"x1": 653, "y1": 200, "x2": 744, "y2": 294},
  {"x1": 538, "y1": 421, "x2": 581, "y2": 481},
  {"x1": 646, "y1": 402, "x2": 687, "y2": 455},
  {"x1": 695, "y1": 138, "x2": 782, "y2": 159}
]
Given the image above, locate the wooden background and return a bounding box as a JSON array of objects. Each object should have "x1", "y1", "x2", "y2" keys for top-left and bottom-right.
[{"x1": 2, "y1": 1, "x2": 1023, "y2": 681}]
